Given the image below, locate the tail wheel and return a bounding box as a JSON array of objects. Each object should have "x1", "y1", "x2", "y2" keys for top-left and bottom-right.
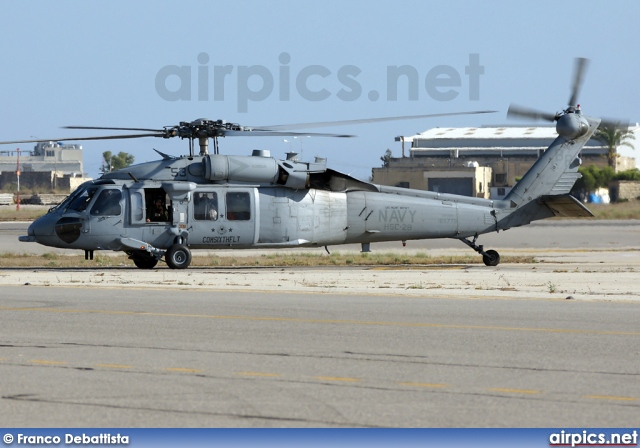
[
  {"x1": 482, "y1": 249, "x2": 500, "y2": 267},
  {"x1": 166, "y1": 244, "x2": 192, "y2": 269}
]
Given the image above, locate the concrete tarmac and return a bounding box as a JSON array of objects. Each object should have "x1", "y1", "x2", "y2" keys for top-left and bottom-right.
[
  {"x1": 1, "y1": 283, "x2": 639, "y2": 427},
  {"x1": 0, "y1": 219, "x2": 639, "y2": 427}
]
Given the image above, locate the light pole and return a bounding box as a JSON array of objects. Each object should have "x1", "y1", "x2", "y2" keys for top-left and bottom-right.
[{"x1": 16, "y1": 148, "x2": 21, "y2": 211}]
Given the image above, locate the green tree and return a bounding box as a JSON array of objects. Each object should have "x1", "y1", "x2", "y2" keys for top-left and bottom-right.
[
  {"x1": 577, "y1": 165, "x2": 615, "y2": 191},
  {"x1": 100, "y1": 151, "x2": 135, "y2": 173},
  {"x1": 614, "y1": 168, "x2": 640, "y2": 182},
  {"x1": 380, "y1": 149, "x2": 392, "y2": 167},
  {"x1": 594, "y1": 124, "x2": 636, "y2": 169}
]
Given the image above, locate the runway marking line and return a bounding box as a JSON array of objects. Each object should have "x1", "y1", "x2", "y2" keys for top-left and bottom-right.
[
  {"x1": 488, "y1": 388, "x2": 540, "y2": 395},
  {"x1": 236, "y1": 371, "x2": 281, "y2": 377},
  {"x1": 11, "y1": 356, "x2": 640, "y2": 403},
  {"x1": 2, "y1": 306, "x2": 640, "y2": 337},
  {"x1": 585, "y1": 395, "x2": 638, "y2": 402},
  {"x1": 315, "y1": 376, "x2": 360, "y2": 382},
  {"x1": 95, "y1": 363, "x2": 133, "y2": 369},
  {"x1": 398, "y1": 382, "x2": 448, "y2": 389},
  {"x1": 164, "y1": 367, "x2": 203, "y2": 373},
  {"x1": 30, "y1": 359, "x2": 67, "y2": 366}
]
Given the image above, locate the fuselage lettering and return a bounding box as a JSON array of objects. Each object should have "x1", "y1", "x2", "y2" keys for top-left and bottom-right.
[
  {"x1": 378, "y1": 208, "x2": 416, "y2": 223},
  {"x1": 203, "y1": 236, "x2": 241, "y2": 244}
]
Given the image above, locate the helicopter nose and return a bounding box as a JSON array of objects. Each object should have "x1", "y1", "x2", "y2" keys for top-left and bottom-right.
[
  {"x1": 28, "y1": 215, "x2": 56, "y2": 238},
  {"x1": 21, "y1": 213, "x2": 60, "y2": 245}
]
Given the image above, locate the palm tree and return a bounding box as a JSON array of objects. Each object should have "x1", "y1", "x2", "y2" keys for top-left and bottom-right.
[{"x1": 594, "y1": 124, "x2": 636, "y2": 170}]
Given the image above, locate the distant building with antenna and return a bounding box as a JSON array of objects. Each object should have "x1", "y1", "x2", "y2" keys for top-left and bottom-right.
[{"x1": 0, "y1": 141, "x2": 90, "y2": 193}]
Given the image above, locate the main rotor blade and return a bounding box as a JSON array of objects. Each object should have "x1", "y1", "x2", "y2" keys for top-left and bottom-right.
[
  {"x1": 223, "y1": 130, "x2": 354, "y2": 138},
  {"x1": 507, "y1": 104, "x2": 557, "y2": 122},
  {"x1": 0, "y1": 133, "x2": 165, "y2": 145},
  {"x1": 568, "y1": 57, "x2": 589, "y2": 107},
  {"x1": 63, "y1": 125, "x2": 163, "y2": 132},
  {"x1": 252, "y1": 110, "x2": 497, "y2": 131}
]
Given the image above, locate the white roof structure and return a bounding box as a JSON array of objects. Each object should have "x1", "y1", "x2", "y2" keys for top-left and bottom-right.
[
  {"x1": 396, "y1": 125, "x2": 639, "y2": 168},
  {"x1": 400, "y1": 126, "x2": 560, "y2": 142}
]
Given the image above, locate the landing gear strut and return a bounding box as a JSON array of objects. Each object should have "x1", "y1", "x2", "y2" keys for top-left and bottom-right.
[{"x1": 459, "y1": 235, "x2": 501, "y2": 267}]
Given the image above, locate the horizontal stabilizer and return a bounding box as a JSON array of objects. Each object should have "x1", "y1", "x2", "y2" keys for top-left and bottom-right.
[{"x1": 540, "y1": 194, "x2": 594, "y2": 218}]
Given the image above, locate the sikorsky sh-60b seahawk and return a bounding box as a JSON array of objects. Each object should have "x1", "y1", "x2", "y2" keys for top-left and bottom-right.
[{"x1": 2, "y1": 59, "x2": 605, "y2": 270}]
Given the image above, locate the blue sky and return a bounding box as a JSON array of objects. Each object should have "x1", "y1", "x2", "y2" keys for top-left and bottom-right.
[{"x1": 1, "y1": 0, "x2": 638, "y2": 179}]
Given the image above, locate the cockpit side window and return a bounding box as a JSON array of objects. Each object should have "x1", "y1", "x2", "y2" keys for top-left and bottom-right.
[
  {"x1": 90, "y1": 189, "x2": 122, "y2": 216},
  {"x1": 66, "y1": 186, "x2": 98, "y2": 212}
]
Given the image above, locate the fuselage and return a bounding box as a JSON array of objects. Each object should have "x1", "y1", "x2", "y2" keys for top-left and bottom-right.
[{"x1": 23, "y1": 178, "x2": 501, "y2": 252}]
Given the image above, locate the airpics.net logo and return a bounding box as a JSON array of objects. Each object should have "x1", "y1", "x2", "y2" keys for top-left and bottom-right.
[{"x1": 155, "y1": 53, "x2": 485, "y2": 113}]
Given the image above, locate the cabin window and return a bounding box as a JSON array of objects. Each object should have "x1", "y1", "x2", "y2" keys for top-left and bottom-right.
[
  {"x1": 90, "y1": 189, "x2": 122, "y2": 216},
  {"x1": 193, "y1": 192, "x2": 218, "y2": 221},
  {"x1": 226, "y1": 192, "x2": 250, "y2": 221}
]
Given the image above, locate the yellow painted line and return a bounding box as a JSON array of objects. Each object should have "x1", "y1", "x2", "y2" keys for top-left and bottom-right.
[
  {"x1": 371, "y1": 266, "x2": 465, "y2": 271},
  {"x1": 95, "y1": 363, "x2": 133, "y2": 369},
  {"x1": 315, "y1": 376, "x2": 360, "y2": 383},
  {"x1": 30, "y1": 359, "x2": 67, "y2": 366},
  {"x1": 236, "y1": 371, "x2": 281, "y2": 377},
  {"x1": 164, "y1": 367, "x2": 203, "y2": 373},
  {"x1": 488, "y1": 388, "x2": 540, "y2": 395},
  {"x1": 398, "y1": 381, "x2": 448, "y2": 389},
  {"x1": 2, "y1": 306, "x2": 640, "y2": 337},
  {"x1": 585, "y1": 395, "x2": 638, "y2": 402}
]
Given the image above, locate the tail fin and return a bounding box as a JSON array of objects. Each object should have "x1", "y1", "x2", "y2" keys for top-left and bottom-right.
[{"x1": 499, "y1": 116, "x2": 599, "y2": 227}]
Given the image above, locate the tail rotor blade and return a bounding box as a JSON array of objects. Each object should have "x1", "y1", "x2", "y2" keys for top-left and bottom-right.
[
  {"x1": 568, "y1": 57, "x2": 589, "y2": 107},
  {"x1": 507, "y1": 104, "x2": 557, "y2": 122}
]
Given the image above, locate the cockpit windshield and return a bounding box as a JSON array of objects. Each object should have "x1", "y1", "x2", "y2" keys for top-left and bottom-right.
[{"x1": 53, "y1": 185, "x2": 99, "y2": 213}]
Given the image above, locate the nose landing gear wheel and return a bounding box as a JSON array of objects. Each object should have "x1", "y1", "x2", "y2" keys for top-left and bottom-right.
[{"x1": 166, "y1": 244, "x2": 192, "y2": 269}]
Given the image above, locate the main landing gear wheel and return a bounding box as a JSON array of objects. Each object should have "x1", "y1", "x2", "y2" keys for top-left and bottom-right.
[
  {"x1": 165, "y1": 244, "x2": 192, "y2": 269},
  {"x1": 482, "y1": 249, "x2": 500, "y2": 267},
  {"x1": 130, "y1": 251, "x2": 159, "y2": 269}
]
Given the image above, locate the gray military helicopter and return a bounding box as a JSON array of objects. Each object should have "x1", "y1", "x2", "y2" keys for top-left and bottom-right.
[{"x1": 2, "y1": 59, "x2": 600, "y2": 270}]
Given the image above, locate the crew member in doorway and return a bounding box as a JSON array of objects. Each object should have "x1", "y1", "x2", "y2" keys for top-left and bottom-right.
[{"x1": 147, "y1": 197, "x2": 168, "y2": 222}]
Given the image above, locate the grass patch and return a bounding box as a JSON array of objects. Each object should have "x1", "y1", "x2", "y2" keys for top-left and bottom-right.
[
  {"x1": 0, "y1": 207, "x2": 48, "y2": 221},
  {"x1": 587, "y1": 201, "x2": 640, "y2": 219},
  {"x1": 0, "y1": 251, "x2": 535, "y2": 268}
]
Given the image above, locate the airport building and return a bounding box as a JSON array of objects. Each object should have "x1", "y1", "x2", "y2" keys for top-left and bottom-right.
[
  {"x1": 372, "y1": 125, "x2": 639, "y2": 199},
  {"x1": 0, "y1": 142, "x2": 90, "y2": 193}
]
